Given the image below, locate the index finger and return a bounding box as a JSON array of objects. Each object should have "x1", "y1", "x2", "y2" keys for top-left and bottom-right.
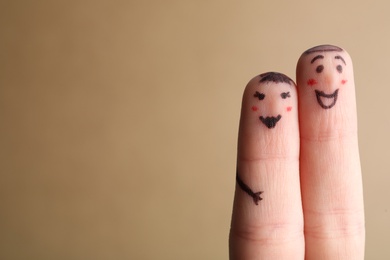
[{"x1": 229, "y1": 72, "x2": 304, "y2": 259}]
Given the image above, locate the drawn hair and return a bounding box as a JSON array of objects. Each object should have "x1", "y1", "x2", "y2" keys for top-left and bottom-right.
[
  {"x1": 259, "y1": 72, "x2": 294, "y2": 86},
  {"x1": 304, "y1": 44, "x2": 343, "y2": 55}
]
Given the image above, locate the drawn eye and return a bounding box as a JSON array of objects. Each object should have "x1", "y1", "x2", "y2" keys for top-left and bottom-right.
[
  {"x1": 316, "y1": 65, "x2": 324, "y2": 73},
  {"x1": 254, "y1": 91, "x2": 265, "y2": 100},
  {"x1": 336, "y1": 65, "x2": 343, "y2": 73},
  {"x1": 281, "y1": 92, "x2": 291, "y2": 99}
]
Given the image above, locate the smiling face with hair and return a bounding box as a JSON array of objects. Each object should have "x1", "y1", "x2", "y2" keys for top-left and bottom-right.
[
  {"x1": 247, "y1": 72, "x2": 295, "y2": 129},
  {"x1": 297, "y1": 45, "x2": 351, "y2": 110},
  {"x1": 235, "y1": 71, "x2": 299, "y2": 206}
]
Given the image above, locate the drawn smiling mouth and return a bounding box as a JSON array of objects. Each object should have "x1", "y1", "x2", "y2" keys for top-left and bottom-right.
[
  {"x1": 315, "y1": 89, "x2": 339, "y2": 109},
  {"x1": 259, "y1": 115, "x2": 282, "y2": 129}
]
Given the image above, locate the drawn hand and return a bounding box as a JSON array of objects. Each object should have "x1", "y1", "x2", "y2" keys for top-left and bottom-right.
[{"x1": 229, "y1": 45, "x2": 365, "y2": 259}]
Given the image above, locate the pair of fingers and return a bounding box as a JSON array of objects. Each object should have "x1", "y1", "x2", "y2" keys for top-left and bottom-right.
[{"x1": 229, "y1": 45, "x2": 365, "y2": 259}]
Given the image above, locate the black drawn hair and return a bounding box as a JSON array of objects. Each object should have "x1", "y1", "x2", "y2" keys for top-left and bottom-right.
[
  {"x1": 259, "y1": 72, "x2": 294, "y2": 86},
  {"x1": 304, "y1": 44, "x2": 343, "y2": 55}
]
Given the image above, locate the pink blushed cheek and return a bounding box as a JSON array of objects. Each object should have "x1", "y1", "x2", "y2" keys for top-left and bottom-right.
[
  {"x1": 287, "y1": 106, "x2": 292, "y2": 112},
  {"x1": 307, "y1": 78, "x2": 317, "y2": 86},
  {"x1": 251, "y1": 106, "x2": 258, "y2": 112},
  {"x1": 341, "y1": 79, "x2": 347, "y2": 85}
]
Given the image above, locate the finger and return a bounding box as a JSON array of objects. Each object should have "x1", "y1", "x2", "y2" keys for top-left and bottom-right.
[
  {"x1": 229, "y1": 72, "x2": 304, "y2": 259},
  {"x1": 296, "y1": 45, "x2": 365, "y2": 259}
]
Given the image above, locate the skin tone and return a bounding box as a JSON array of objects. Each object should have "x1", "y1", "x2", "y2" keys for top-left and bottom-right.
[
  {"x1": 231, "y1": 73, "x2": 303, "y2": 259},
  {"x1": 229, "y1": 45, "x2": 365, "y2": 259}
]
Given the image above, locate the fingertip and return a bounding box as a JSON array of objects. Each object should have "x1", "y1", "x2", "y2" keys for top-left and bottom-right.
[
  {"x1": 239, "y1": 72, "x2": 299, "y2": 158},
  {"x1": 296, "y1": 44, "x2": 358, "y2": 138},
  {"x1": 297, "y1": 44, "x2": 354, "y2": 87}
]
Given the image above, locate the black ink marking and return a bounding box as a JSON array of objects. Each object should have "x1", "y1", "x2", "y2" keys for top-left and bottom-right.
[
  {"x1": 254, "y1": 91, "x2": 265, "y2": 100},
  {"x1": 236, "y1": 170, "x2": 263, "y2": 205},
  {"x1": 259, "y1": 115, "x2": 282, "y2": 128},
  {"x1": 316, "y1": 65, "x2": 324, "y2": 73},
  {"x1": 335, "y1": 55, "x2": 346, "y2": 65},
  {"x1": 259, "y1": 72, "x2": 294, "y2": 86},
  {"x1": 304, "y1": 44, "x2": 343, "y2": 55},
  {"x1": 311, "y1": 55, "x2": 324, "y2": 64},
  {"x1": 336, "y1": 65, "x2": 343, "y2": 73},
  {"x1": 281, "y1": 92, "x2": 290, "y2": 99},
  {"x1": 315, "y1": 89, "x2": 339, "y2": 109}
]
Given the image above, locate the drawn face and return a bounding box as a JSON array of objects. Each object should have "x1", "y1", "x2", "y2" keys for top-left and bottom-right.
[
  {"x1": 239, "y1": 72, "x2": 299, "y2": 161},
  {"x1": 298, "y1": 48, "x2": 350, "y2": 109},
  {"x1": 249, "y1": 74, "x2": 294, "y2": 129}
]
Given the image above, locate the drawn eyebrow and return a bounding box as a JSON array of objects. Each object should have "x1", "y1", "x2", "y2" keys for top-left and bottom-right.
[
  {"x1": 254, "y1": 91, "x2": 265, "y2": 100},
  {"x1": 281, "y1": 92, "x2": 290, "y2": 99},
  {"x1": 335, "y1": 55, "x2": 346, "y2": 65},
  {"x1": 311, "y1": 55, "x2": 324, "y2": 64}
]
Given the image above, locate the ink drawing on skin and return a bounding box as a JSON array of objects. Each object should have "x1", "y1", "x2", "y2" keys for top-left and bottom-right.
[
  {"x1": 236, "y1": 169, "x2": 263, "y2": 205},
  {"x1": 304, "y1": 45, "x2": 348, "y2": 109},
  {"x1": 254, "y1": 72, "x2": 294, "y2": 129},
  {"x1": 236, "y1": 72, "x2": 295, "y2": 205}
]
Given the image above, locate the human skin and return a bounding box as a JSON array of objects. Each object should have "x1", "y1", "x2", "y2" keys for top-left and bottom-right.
[
  {"x1": 230, "y1": 72, "x2": 304, "y2": 259},
  {"x1": 297, "y1": 45, "x2": 365, "y2": 259},
  {"x1": 229, "y1": 45, "x2": 365, "y2": 260}
]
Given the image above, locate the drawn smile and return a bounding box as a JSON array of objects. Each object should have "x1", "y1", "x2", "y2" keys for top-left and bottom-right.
[
  {"x1": 315, "y1": 89, "x2": 339, "y2": 109},
  {"x1": 259, "y1": 115, "x2": 282, "y2": 129}
]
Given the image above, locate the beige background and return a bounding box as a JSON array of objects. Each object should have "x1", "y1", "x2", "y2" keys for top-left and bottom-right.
[{"x1": 1, "y1": 0, "x2": 389, "y2": 259}]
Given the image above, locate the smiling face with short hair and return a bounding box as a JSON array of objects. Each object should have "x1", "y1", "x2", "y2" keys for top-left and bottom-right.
[{"x1": 297, "y1": 45, "x2": 351, "y2": 110}]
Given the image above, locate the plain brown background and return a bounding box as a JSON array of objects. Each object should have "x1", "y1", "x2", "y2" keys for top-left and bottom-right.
[{"x1": 1, "y1": 1, "x2": 389, "y2": 259}]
